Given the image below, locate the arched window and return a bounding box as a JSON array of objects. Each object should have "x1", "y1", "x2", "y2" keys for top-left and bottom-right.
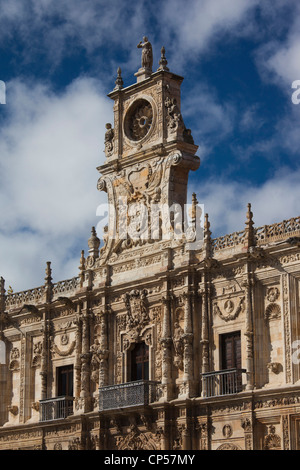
[
  {"x1": 131, "y1": 342, "x2": 149, "y2": 381},
  {"x1": 0, "y1": 340, "x2": 6, "y2": 364}
]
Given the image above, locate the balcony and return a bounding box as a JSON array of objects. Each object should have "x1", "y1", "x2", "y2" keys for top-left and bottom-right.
[
  {"x1": 202, "y1": 368, "x2": 246, "y2": 398},
  {"x1": 99, "y1": 380, "x2": 158, "y2": 411},
  {"x1": 39, "y1": 396, "x2": 74, "y2": 422}
]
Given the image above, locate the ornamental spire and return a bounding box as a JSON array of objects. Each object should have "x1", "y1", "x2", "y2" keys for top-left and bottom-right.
[
  {"x1": 245, "y1": 203, "x2": 255, "y2": 248},
  {"x1": 44, "y1": 261, "x2": 53, "y2": 303},
  {"x1": 157, "y1": 46, "x2": 169, "y2": 72},
  {"x1": 114, "y1": 67, "x2": 124, "y2": 91},
  {"x1": 88, "y1": 226, "x2": 100, "y2": 259},
  {"x1": 79, "y1": 250, "x2": 86, "y2": 287}
]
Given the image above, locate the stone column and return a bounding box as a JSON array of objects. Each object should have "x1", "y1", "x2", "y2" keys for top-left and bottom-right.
[
  {"x1": 40, "y1": 262, "x2": 53, "y2": 402},
  {"x1": 181, "y1": 291, "x2": 194, "y2": 397},
  {"x1": 160, "y1": 295, "x2": 173, "y2": 400},
  {"x1": 199, "y1": 283, "x2": 209, "y2": 374},
  {"x1": 74, "y1": 312, "x2": 82, "y2": 399},
  {"x1": 98, "y1": 310, "x2": 109, "y2": 387},
  {"x1": 243, "y1": 270, "x2": 254, "y2": 390},
  {"x1": 40, "y1": 316, "x2": 49, "y2": 400},
  {"x1": 80, "y1": 303, "x2": 92, "y2": 412}
]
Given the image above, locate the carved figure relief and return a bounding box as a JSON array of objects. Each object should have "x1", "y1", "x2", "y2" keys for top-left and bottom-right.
[
  {"x1": 164, "y1": 92, "x2": 193, "y2": 143},
  {"x1": 90, "y1": 339, "x2": 108, "y2": 384},
  {"x1": 104, "y1": 123, "x2": 114, "y2": 157},
  {"x1": 32, "y1": 341, "x2": 42, "y2": 368},
  {"x1": 173, "y1": 321, "x2": 184, "y2": 370},
  {"x1": 266, "y1": 287, "x2": 280, "y2": 303}
]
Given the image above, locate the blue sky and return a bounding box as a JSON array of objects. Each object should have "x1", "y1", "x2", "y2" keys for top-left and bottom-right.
[{"x1": 0, "y1": 0, "x2": 300, "y2": 292}]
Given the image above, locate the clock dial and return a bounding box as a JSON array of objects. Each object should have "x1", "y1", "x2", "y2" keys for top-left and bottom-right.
[{"x1": 125, "y1": 99, "x2": 153, "y2": 141}]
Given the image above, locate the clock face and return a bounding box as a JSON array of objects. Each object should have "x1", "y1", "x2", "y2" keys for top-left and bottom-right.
[{"x1": 124, "y1": 99, "x2": 153, "y2": 142}]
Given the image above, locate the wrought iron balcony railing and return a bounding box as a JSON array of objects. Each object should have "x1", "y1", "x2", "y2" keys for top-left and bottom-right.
[
  {"x1": 202, "y1": 368, "x2": 246, "y2": 398},
  {"x1": 39, "y1": 396, "x2": 74, "y2": 422},
  {"x1": 99, "y1": 380, "x2": 158, "y2": 411}
]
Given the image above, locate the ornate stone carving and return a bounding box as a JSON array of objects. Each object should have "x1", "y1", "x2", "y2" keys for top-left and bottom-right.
[
  {"x1": 265, "y1": 302, "x2": 281, "y2": 321},
  {"x1": 50, "y1": 338, "x2": 76, "y2": 357},
  {"x1": 266, "y1": 286, "x2": 279, "y2": 302},
  {"x1": 264, "y1": 425, "x2": 281, "y2": 450},
  {"x1": 137, "y1": 37, "x2": 153, "y2": 72},
  {"x1": 222, "y1": 424, "x2": 233, "y2": 438},
  {"x1": 216, "y1": 443, "x2": 241, "y2": 450},
  {"x1": 9, "y1": 347, "x2": 20, "y2": 371},
  {"x1": 7, "y1": 405, "x2": 18, "y2": 416},
  {"x1": 267, "y1": 361, "x2": 282, "y2": 374},
  {"x1": 31, "y1": 351, "x2": 41, "y2": 368},
  {"x1": 123, "y1": 289, "x2": 149, "y2": 332},
  {"x1": 104, "y1": 123, "x2": 114, "y2": 157},
  {"x1": 115, "y1": 424, "x2": 158, "y2": 450},
  {"x1": 213, "y1": 296, "x2": 245, "y2": 322},
  {"x1": 125, "y1": 99, "x2": 153, "y2": 142},
  {"x1": 173, "y1": 321, "x2": 184, "y2": 370}
]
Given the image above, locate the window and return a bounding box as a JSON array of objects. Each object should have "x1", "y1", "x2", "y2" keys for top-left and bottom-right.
[
  {"x1": 131, "y1": 342, "x2": 149, "y2": 381},
  {"x1": 221, "y1": 331, "x2": 241, "y2": 370},
  {"x1": 220, "y1": 331, "x2": 242, "y2": 394},
  {"x1": 57, "y1": 365, "x2": 73, "y2": 397}
]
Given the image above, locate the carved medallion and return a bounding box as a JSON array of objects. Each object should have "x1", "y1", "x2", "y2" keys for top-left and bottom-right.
[
  {"x1": 266, "y1": 286, "x2": 279, "y2": 303},
  {"x1": 222, "y1": 424, "x2": 233, "y2": 438},
  {"x1": 213, "y1": 296, "x2": 245, "y2": 322},
  {"x1": 125, "y1": 99, "x2": 153, "y2": 141}
]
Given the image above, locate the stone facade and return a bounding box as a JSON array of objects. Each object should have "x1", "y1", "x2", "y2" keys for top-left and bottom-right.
[{"x1": 0, "y1": 41, "x2": 300, "y2": 450}]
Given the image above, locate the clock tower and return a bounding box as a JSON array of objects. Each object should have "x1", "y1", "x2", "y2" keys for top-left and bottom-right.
[{"x1": 96, "y1": 40, "x2": 200, "y2": 264}]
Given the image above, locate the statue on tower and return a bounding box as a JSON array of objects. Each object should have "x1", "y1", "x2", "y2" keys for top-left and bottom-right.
[{"x1": 137, "y1": 36, "x2": 153, "y2": 72}]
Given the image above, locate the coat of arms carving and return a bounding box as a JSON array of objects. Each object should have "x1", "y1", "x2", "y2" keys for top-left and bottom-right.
[{"x1": 123, "y1": 289, "x2": 149, "y2": 332}]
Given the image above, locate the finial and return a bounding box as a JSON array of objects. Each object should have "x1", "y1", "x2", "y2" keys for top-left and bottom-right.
[
  {"x1": 190, "y1": 192, "x2": 198, "y2": 223},
  {"x1": 0, "y1": 277, "x2": 5, "y2": 296},
  {"x1": 245, "y1": 203, "x2": 255, "y2": 248},
  {"x1": 79, "y1": 250, "x2": 86, "y2": 287},
  {"x1": 44, "y1": 261, "x2": 53, "y2": 303},
  {"x1": 204, "y1": 213, "x2": 211, "y2": 235},
  {"x1": 203, "y1": 213, "x2": 213, "y2": 260},
  {"x1": 114, "y1": 67, "x2": 123, "y2": 91},
  {"x1": 158, "y1": 46, "x2": 169, "y2": 71},
  {"x1": 88, "y1": 226, "x2": 100, "y2": 259},
  {"x1": 0, "y1": 277, "x2": 5, "y2": 314},
  {"x1": 45, "y1": 261, "x2": 52, "y2": 284}
]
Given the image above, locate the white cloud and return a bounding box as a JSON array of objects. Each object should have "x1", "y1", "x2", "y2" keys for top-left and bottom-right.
[
  {"x1": 189, "y1": 166, "x2": 300, "y2": 237},
  {"x1": 0, "y1": 76, "x2": 112, "y2": 291},
  {"x1": 157, "y1": 0, "x2": 260, "y2": 68},
  {"x1": 0, "y1": 0, "x2": 148, "y2": 70},
  {"x1": 254, "y1": 2, "x2": 300, "y2": 89}
]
